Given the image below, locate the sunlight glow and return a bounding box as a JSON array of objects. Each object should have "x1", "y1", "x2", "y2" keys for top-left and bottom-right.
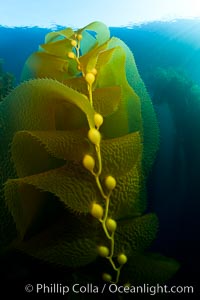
[{"x1": 1, "y1": 0, "x2": 200, "y2": 28}]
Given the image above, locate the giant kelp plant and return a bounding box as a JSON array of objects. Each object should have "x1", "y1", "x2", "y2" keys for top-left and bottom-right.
[{"x1": 0, "y1": 22, "x2": 179, "y2": 286}]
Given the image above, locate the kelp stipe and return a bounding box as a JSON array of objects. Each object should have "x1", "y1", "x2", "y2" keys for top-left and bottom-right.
[{"x1": 0, "y1": 22, "x2": 179, "y2": 284}]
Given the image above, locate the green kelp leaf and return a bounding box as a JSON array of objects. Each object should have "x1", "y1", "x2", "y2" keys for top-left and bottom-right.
[
  {"x1": 61, "y1": 82, "x2": 122, "y2": 118},
  {"x1": 79, "y1": 42, "x2": 108, "y2": 75},
  {"x1": 93, "y1": 39, "x2": 142, "y2": 138},
  {"x1": 40, "y1": 38, "x2": 73, "y2": 58},
  {"x1": 4, "y1": 180, "x2": 50, "y2": 238},
  {"x1": 4, "y1": 162, "x2": 98, "y2": 231},
  {"x1": 78, "y1": 21, "x2": 110, "y2": 55},
  {"x1": 95, "y1": 47, "x2": 117, "y2": 78},
  {"x1": 34, "y1": 238, "x2": 97, "y2": 267},
  {"x1": 63, "y1": 76, "x2": 88, "y2": 95},
  {"x1": 109, "y1": 162, "x2": 144, "y2": 219},
  {"x1": 15, "y1": 214, "x2": 98, "y2": 267},
  {"x1": 39, "y1": 38, "x2": 80, "y2": 77},
  {"x1": 12, "y1": 128, "x2": 141, "y2": 180},
  {"x1": 45, "y1": 27, "x2": 74, "y2": 44},
  {"x1": 79, "y1": 43, "x2": 115, "y2": 77},
  {"x1": 96, "y1": 48, "x2": 116, "y2": 72},
  {"x1": 21, "y1": 52, "x2": 78, "y2": 81},
  {"x1": 80, "y1": 22, "x2": 110, "y2": 46},
  {"x1": 12, "y1": 130, "x2": 90, "y2": 177},
  {"x1": 114, "y1": 214, "x2": 159, "y2": 255},
  {"x1": 100, "y1": 131, "x2": 142, "y2": 177},
  {"x1": 95, "y1": 44, "x2": 126, "y2": 88},
  {"x1": 77, "y1": 30, "x2": 98, "y2": 56},
  {"x1": 93, "y1": 86, "x2": 121, "y2": 116},
  {"x1": 2, "y1": 78, "x2": 95, "y2": 134},
  {"x1": 113, "y1": 37, "x2": 159, "y2": 175},
  {"x1": 123, "y1": 252, "x2": 180, "y2": 285}
]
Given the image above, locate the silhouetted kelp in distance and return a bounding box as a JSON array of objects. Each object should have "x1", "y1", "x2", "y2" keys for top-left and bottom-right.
[
  {"x1": 147, "y1": 67, "x2": 200, "y2": 235},
  {"x1": 0, "y1": 58, "x2": 15, "y2": 101},
  {"x1": 149, "y1": 67, "x2": 200, "y2": 172},
  {"x1": 0, "y1": 22, "x2": 179, "y2": 286}
]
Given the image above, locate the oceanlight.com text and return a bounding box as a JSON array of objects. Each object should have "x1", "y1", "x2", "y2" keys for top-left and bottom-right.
[{"x1": 108, "y1": 283, "x2": 194, "y2": 295}]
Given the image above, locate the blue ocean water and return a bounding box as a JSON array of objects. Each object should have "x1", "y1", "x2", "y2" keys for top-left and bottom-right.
[{"x1": 0, "y1": 19, "x2": 200, "y2": 295}]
